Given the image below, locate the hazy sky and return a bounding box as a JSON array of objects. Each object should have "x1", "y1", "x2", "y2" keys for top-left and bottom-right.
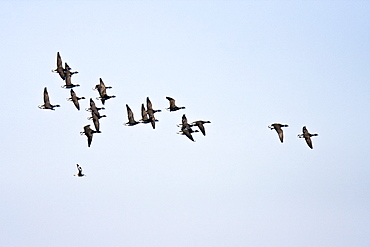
[{"x1": 1, "y1": 1, "x2": 370, "y2": 246}]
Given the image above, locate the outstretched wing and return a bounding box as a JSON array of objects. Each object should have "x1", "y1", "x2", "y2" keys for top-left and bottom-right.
[
  {"x1": 70, "y1": 89, "x2": 80, "y2": 110},
  {"x1": 182, "y1": 114, "x2": 188, "y2": 126},
  {"x1": 92, "y1": 112, "x2": 100, "y2": 131},
  {"x1": 126, "y1": 104, "x2": 135, "y2": 122},
  {"x1": 99, "y1": 78, "x2": 107, "y2": 96},
  {"x1": 166, "y1": 97, "x2": 176, "y2": 108},
  {"x1": 182, "y1": 128, "x2": 195, "y2": 142},
  {"x1": 274, "y1": 126, "x2": 284, "y2": 143},
  {"x1": 146, "y1": 97, "x2": 153, "y2": 110},
  {"x1": 141, "y1": 104, "x2": 149, "y2": 121},
  {"x1": 148, "y1": 112, "x2": 156, "y2": 129},
  {"x1": 197, "y1": 122, "x2": 206, "y2": 136},
  {"x1": 87, "y1": 134, "x2": 93, "y2": 147},
  {"x1": 56, "y1": 52, "x2": 63, "y2": 68},
  {"x1": 43, "y1": 87, "x2": 50, "y2": 104},
  {"x1": 305, "y1": 136, "x2": 313, "y2": 149}
]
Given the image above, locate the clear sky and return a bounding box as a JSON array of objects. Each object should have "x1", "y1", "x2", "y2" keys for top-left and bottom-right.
[{"x1": 1, "y1": 1, "x2": 370, "y2": 246}]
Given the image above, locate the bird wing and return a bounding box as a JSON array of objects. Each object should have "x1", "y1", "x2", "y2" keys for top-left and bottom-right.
[
  {"x1": 197, "y1": 122, "x2": 206, "y2": 136},
  {"x1": 278, "y1": 129, "x2": 284, "y2": 143},
  {"x1": 65, "y1": 73, "x2": 72, "y2": 86},
  {"x1": 182, "y1": 114, "x2": 188, "y2": 126},
  {"x1": 99, "y1": 78, "x2": 107, "y2": 96},
  {"x1": 126, "y1": 104, "x2": 135, "y2": 122},
  {"x1": 166, "y1": 97, "x2": 176, "y2": 108},
  {"x1": 90, "y1": 98, "x2": 95, "y2": 107},
  {"x1": 141, "y1": 104, "x2": 149, "y2": 121},
  {"x1": 92, "y1": 112, "x2": 100, "y2": 131},
  {"x1": 148, "y1": 112, "x2": 156, "y2": 129},
  {"x1": 87, "y1": 135, "x2": 93, "y2": 147},
  {"x1": 274, "y1": 126, "x2": 284, "y2": 143},
  {"x1": 84, "y1": 125, "x2": 91, "y2": 133},
  {"x1": 70, "y1": 89, "x2": 80, "y2": 109},
  {"x1": 56, "y1": 52, "x2": 63, "y2": 68},
  {"x1": 146, "y1": 97, "x2": 153, "y2": 110},
  {"x1": 182, "y1": 128, "x2": 195, "y2": 142},
  {"x1": 305, "y1": 136, "x2": 313, "y2": 149},
  {"x1": 43, "y1": 87, "x2": 50, "y2": 104}
]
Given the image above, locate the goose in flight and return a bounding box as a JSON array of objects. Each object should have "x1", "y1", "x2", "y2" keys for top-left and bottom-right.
[
  {"x1": 94, "y1": 78, "x2": 115, "y2": 105},
  {"x1": 268, "y1": 123, "x2": 289, "y2": 143},
  {"x1": 165, "y1": 97, "x2": 185, "y2": 112},
  {"x1": 124, "y1": 104, "x2": 139, "y2": 126},
  {"x1": 139, "y1": 104, "x2": 151, "y2": 124},
  {"x1": 80, "y1": 125, "x2": 101, "y2": 147},
  {"x1": 190, "y1": 120, "x2": 211, "y2": 136},
  {"x1": 177, "y1": 114, "x2": 198, "y2": 142},
  {"x1": 86, "y1": 98, "x2": 105, "y2": 113},
  {"x1": 74, "y1": 164, "x2": 86, "y2": 177},
  {"x1": 62, "y1": 63, "x2": 79, "y2": 88},
  {"x1": 67, "y1": 89, "x2": 85, "y2": 110},
  {"x1": 38, "y1": 87, "x2": 60, "y2": 110},
  {"x1": 146, "y1": 97, "x2": 161, "y2": 129},
  {"x1": 298, "y1": 126, "x2": 318, "y2": 149},
  {"x1": 51, "y1": 52, "x2": 66, "y2": 80},
  {"x1": 87, "y1": 111, "x2": 103, "y2": 132}
]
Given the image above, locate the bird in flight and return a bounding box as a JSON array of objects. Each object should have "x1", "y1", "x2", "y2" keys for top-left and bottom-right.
[
  {"x1": 298, "y1": 126, "x2": 318, "y2": 149},
  {"x1": 38, "y1": 87, "x2": 60, "y2": 110},
  {"x1": 165, "y1": 97, "x2": 185, "y2": 112},
  {"x1": 268, "y1": 123, "x2": 289, "y2": 143},
  {"x1": 74, "y1": 164, "x2": 86, "y2": 177}
]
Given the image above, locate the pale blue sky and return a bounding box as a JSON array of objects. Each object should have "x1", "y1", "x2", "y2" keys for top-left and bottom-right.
[{"x1": 1, "y1": 1, "x2": 370, "y2": 246}]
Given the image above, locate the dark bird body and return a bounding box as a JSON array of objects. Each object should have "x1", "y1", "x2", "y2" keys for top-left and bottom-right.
[
  {"x1": 80, "y1": 125, "x2": 100, "y2": 147},
  {"x1": 88, "y1": 111, "x2": 102, "y2": 132},
  {"x1": 38, "y1": 87, "x2": 60, "y2": 110},
  {"x1": 268, "y1": 123, "x2": 289, "y2": 143},
  {"x1": 298, "y1": 126, "x2": 318, "y2": 149},
  {"x1": 86, "y1": 98, "x2": 105, "y2": 114},
  {"x1": 139, "y1": 104, "x2": 151, "y2": 124},
  {"x1": 146, "y1": 97, "x2": 161, "y2": 129},
  {"x1": 166, "y1": 97, "x2": 185, "y2": 112},
  {"x1": 62, "y1": 63, "x2": 79, "y2": 88},
  {"x1": 74, "y1": 164, "x2": 85, "y2": 177},
  {"x1": 190, "y1": 120, "x2": 211, "y2": 136},
  {"x1": 67, "y1": 89, "x2": 85, "y2": 110},
  {"x1": 52, "y1": 52, "x2": 66, "y2": 79},
  {"x1": 124, "y1": 104, "x2": 139, "y2": 126},
  {"x1": 177, "y1": 114, "x2": 198, "y2": 142},
  {"x1": 94, "y1": 78, "x2": 115, "y2": 105}
]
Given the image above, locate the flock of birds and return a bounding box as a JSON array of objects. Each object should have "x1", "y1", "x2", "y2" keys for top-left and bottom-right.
[
  {"x1": 38, "y1": 52, "x2": 213, "y2": 177},
  {"x1": 39, "y1": 52, "x2": 319, "y2": 177}
]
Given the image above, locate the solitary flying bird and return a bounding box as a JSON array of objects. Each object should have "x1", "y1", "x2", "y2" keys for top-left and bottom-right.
[
  {"x1": 165, "y1": 97, "x2": 185, "y2": 112},
  {"x1": 74, "y1": 164, "x2": 85, "y2": 177},
  {"x1": 38, "y1": 87, "x2": 60, "y2": 110},
  {"x1": 268, "y1": 123, "x2": 289, "y2": 143},
  {"x1": 298, "y1": 126, "x2": 318, "y2": 149}
]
